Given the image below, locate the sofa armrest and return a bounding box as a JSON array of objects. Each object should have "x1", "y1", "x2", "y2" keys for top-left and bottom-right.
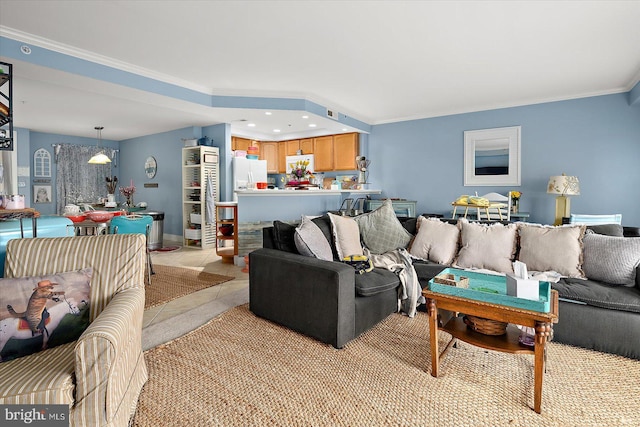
[
  {"x1": 73, "y1": 287, "x2": 146, "y2": 426},
  {"x1": 249, "y1": 248, "x2": 356, "y2": 348}
]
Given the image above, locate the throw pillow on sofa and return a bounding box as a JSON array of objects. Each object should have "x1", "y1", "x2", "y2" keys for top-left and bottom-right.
[
  {"x1": 582, "y1": 230, "x2": 640, "y2": 286},
  {"x1": 0, "y1": 269, "x2": 92, "y2": 363},
  {"x1": 328, "y1": 213, "x2": 364, "y2": 259},
  {"x1": 353, "y1": 199, "x2": 412, "y2": 254},
  {"x1": 294, "y1": 216, "x2": 334, "y2": 261},
  {"x1": 453, "y1": 219, "x2": 517, "y2": 273},
  {"x1": 518, "y1": 224, "x2": 586, "y2": 278},
  {"x1": 409, "y1": 216, "x2": 459, "y2": 265}
]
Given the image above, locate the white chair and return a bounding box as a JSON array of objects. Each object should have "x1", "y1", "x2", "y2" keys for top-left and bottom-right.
[{"x1": 477, "y1": 192, "x2": 511, "y2": 221}]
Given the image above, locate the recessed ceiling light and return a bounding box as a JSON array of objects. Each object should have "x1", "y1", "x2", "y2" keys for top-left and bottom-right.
[
  {"x1": 302, "y1": 115, "x2": 309, "y2": 119},
  {"x1": 247, "y1": 123, "x2": 256, "y2": 127},
  {"x1": 265, "y1": 112, "x2": 272, "y2": 115},
  {"x1": 342, "y1": 128, "x2": 348, "y2": 131},
  {"x1": 273, "y1": 129, "x2": 281, "y2": 133},
  {"x1": 309, "y1": 124, "x2": 317, "y2": 128}
]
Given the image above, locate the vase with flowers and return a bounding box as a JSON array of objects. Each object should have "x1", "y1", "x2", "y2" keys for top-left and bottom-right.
[
  {"x1": 509, "y1": 191, "x2": 522, "y2": 213},
  {"x1": 120, "y1": 180, "x2": 136, "y2": 208},
  {"x1": 287, "y1": 160, "x2": 314, "y2": 187}
]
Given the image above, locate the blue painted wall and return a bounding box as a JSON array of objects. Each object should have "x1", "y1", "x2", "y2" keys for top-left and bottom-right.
[
  {"x1": 369, "y1": 92, "x2": 640, "y2": 225},
  {"x1": 27, "y1": 130, "x2": 119, "y2": 215},
  {"x1": 119, "y1": 127, "x2": 203, "y2": 236}
]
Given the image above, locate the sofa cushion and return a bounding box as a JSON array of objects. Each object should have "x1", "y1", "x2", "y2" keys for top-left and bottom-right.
[
  {"x1": 582, "y1": 231, "x2": 640, "y2": 286},
  {"x1": 353, "y1": 199, "x2": 412, "y2": 254},
  {"x1": 518, "y1": 224, "x2": 585, "y2": 278},
  {"x1": 552, "y1": 278, "x2": 640, "y2": 314},
  {"x1": 273, "y1": 220, "x2": 298, "y2": 253},
  {"x1": 0, "y1": 269, "x2": 92, "y2": 363},
  {"x1": 294, "y1": 216, "x2": 333, "y2": 261},
  {"x1": 453, "y1": 220, "x2": 517, "y2": 273},
  {"x1": 588, "y1": 223, "x2": 624, "y2": 237},
  {"x1": 355, "y1": 268, "x2": 400, "y2": 297},
  {"x1": 409, "y1": 216, "x2": 459, "y2": 265},
  {"x1": 413, "y1": 260, "x2": 448, "y2": 287},
  {"x1": 328, "y1": 213, "x2": 363, "y2": 259},
  {"x1": 0, "y1": 341, "x2": 76, "y2": 404}
]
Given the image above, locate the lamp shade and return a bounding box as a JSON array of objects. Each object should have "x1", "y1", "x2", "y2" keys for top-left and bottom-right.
[
  {"x1": 88, "y1": 125, "x2": 111, "y2": 164},
  {"x1": 88, "y1": 152, "x2": 112, "y2": 164},
  {"x1": 547, "y1": 175, "x2": 580, "y2": 196}
]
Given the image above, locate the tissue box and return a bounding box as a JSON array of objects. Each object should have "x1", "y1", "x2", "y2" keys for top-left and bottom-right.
[{"x1": 506, "y1": 274, "x2": 539, "y2": 301}]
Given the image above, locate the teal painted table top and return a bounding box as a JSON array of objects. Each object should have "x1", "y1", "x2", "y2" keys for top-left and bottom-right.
[{"x1": 428, "y1": 268, "x2": 551, "y2": 313}]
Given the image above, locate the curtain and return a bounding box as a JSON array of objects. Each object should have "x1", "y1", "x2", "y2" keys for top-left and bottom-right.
[{"x1": 56, "y1": 144, "x2": 111, "y2": 214}]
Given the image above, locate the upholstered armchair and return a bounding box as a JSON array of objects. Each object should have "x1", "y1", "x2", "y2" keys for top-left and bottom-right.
[{"x1": 0, "y1": 234, "x2": 148, "y2": 427}]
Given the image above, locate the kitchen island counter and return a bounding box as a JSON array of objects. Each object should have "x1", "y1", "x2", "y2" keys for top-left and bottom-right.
[{"x1": 235, "y1": 189, "x2": 381, "y2": 196}]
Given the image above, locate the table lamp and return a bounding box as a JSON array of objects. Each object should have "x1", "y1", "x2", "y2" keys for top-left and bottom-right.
[{"x1": 547, "y1": 174, "x2": 580, "y2": 226}]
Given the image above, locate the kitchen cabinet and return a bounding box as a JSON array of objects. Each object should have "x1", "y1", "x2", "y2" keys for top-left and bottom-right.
[
  {"x1": 0, "y1": 61, "x2": 13, "y2": 150},
  {"x1": 313, "y1": 136, "x2": 334, "y2": 171},
  {"x1": 259, "y1": 142, "x2": 279, "y2": 173},
  {"x1": 312, "y1": 133, "x2": 359, "y2": 172},
  {"x1": 232, "y1": 136, "x2": 258, "y2": 152},
  {"x1": 182, "y1": 146, "x2": 219, "y2": 249},
  {"x1": 333, "y1": 133, "x2": 359, "y2": 170}
]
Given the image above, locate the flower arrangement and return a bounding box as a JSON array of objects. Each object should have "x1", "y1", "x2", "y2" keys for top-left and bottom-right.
[
  {"x1": 119, "y1": 180, "x2": 136, "y2": 207},
  {"x1": 509, "y1": 191, "x2": 522, "y2": 213},
  {"x1": 288, "y1": 160, "x2": 314, "y2": 184}
]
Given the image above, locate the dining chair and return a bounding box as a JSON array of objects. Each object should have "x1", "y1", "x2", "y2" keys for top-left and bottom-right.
[
  {"x1": 110, "y1": 214, "x2": 154, "y2": 284},
  {"x1": 477, "y1": 192, "x2": 511, "y2": 221}
]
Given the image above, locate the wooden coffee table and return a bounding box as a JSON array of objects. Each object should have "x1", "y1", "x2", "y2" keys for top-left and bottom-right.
[{"x1": 422, "y1": 286, "x2": 558, "y2": 414}]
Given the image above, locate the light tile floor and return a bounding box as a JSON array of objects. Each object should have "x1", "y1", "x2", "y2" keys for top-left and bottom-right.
[{"x1": 142, "y1": 238, "x2": 249, "y2": 350}]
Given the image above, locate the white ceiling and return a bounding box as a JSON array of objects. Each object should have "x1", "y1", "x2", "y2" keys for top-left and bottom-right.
[{"x1": 1, "y1": 0, "x2": 639, "y2": 141}]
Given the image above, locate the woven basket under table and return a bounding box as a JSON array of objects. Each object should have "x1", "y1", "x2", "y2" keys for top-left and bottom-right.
[{"x1": 463, "y1": 315, "x2": 508, "y2": 336}]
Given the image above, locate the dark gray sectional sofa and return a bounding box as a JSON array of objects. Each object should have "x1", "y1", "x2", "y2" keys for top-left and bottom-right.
[{"x1": 249, "y1": 215, "x2": 640, "y2": 359}]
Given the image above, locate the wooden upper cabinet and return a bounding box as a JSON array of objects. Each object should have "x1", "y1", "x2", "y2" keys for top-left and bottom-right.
[
  {"x1": 232, "y1": 137, "x2": 258, "y2": 152},
  {"x1": 313, "y1": 136, "x2": 334, "y2": 172},
  {"x1": 259, "y1": 142, "x2": 279, "y2": 173},
  {"x1": 285, "y1": 140, "x2": 301, "y2": 156},
  {"x1": 333, "y1": 133, "x2": 359, "y2": 170},
  {"x1": 300, "y1": 138, "x2": 314, "y2": 154}
]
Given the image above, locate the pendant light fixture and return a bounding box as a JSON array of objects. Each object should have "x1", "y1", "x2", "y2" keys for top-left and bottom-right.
[{"x1": 88, "y1": 126, "x2": 112, "y2": 164}]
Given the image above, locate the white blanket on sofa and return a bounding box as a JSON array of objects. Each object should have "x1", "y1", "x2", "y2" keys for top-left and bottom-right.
[{"x1": 364, "y1": 248, "x2": 421, "y2": 318}]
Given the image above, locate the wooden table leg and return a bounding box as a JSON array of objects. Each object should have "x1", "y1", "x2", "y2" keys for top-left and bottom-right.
[
  {"x1": 533, "y1": 321, "x2": 552, "y2": 413},
  {"x1": 427, "y1": 298, "x2": 440, "y2": 377}
]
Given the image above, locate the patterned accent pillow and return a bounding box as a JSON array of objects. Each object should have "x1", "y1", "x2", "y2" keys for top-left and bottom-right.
[
  {"x1": 328, "y1": 213, "x2": 363, "y2": 259},
  {"x1": 454, "y1": 219, "x2": 517, "y2": 273},
  {"x1": 583, "y1": 231, "x2": 640, "y2": 286},
  {"x1": 518, "y1": 224, "x2": 586, "y2": 278},
  {"x1": 0, "y1": 269, "x2": 92, "y2": 363},
  {"x1": 354, "y1": 199, "x2": 412, "y2": 254},
  {"x1": 409, "y1": 216, "x2": 459, "y2": 265},
  {"x1": 294, "y1": 216, "x2": 333, "y2": 261}
]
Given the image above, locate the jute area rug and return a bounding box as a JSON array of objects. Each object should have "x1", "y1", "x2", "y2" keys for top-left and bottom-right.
[
  {"x1": 145, "y1": 265, "x2": 234, "y2": 309},
  {"x1": 132, "y1": 304, "x2": 640, "y2": 427}
]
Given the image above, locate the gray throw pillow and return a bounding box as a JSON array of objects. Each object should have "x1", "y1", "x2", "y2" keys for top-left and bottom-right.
[
  {"x1": 583, "y1": 231, "x2": 640, "y2": 286},
  {"x1": 353, "y1": 199, "x2": 412, "y2": 254},
  {"x1": 294, "y1": 216, "x2": 333, "y2": 261}
]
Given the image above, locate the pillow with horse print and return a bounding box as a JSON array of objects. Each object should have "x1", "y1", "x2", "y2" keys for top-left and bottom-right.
[{"x1": 0, "y1": 269, "x2": 92, "y2": 363}]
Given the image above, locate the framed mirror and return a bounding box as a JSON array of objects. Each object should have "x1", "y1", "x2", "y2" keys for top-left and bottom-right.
[
  {"x1": 464, "y1": 126, "x2": 521, "y2": 186},
  {"x1": 145, "y1": 156, "x2": 157, "y2": 179}
]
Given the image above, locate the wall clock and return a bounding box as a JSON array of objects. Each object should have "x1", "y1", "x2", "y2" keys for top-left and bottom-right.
[{"x1": 145, "y1": 156, "x2": 157, "y2": 179}]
